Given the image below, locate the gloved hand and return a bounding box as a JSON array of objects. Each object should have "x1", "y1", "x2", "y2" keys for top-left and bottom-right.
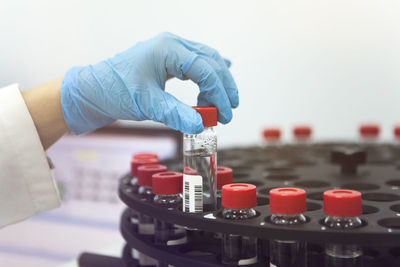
[{"x1": 61, "y1": 32, "x2": 239, "y2": 135}]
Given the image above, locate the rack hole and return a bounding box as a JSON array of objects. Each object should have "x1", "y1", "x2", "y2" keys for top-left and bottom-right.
[
  {"x1": 363, "y1": 193, "x2": 400, "y2": 202},
  {"x1": 264, "y1": 166, "x2": 294, "y2": 173},
  {"x1": 378, "y1": 218, "x2": 400, "y2": 229},
  {"x1": 386, "y1": 180, "x2": 400, "y2": 189},
  {"x1": 257, "y1": 186, "x2": 278, "y2": 196},
  {"x1": 341, "y1": 183, "x2": 380, "y2": 191},
  {"x1": 295, "y1": 180, "x2": 330, "y2": 188},
  {"x1": 264, "y1": 173, "x2": 299, "y2": 181},
  {"x1": 242, "y1": 180, "x2": 264, "y2": 188},
  {"x1": 362, "y1": 205, "x2": 379, "y2": 215},
  {"x1": 390, "y1": 204, "x2": 400, "y2": 213},
  {"x1": 306, "y1": 202, "x2": 322, "y2": 212},
  {"x1": 257, "y1": 196, "x2": 269, "y2": 206},
  {"x1": 362, "y1": 247, "x2": 380, "y2": 261},
  {"x1": 307, "y1": 192, "x2": 324, "y2": 201},
  {"x1": 389, "y1": 247, "x2": 400, "y2": 259}
]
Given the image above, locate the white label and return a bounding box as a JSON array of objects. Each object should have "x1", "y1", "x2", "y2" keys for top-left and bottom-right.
[
  {"x1": 238, "y1": 256, "x2": 257, "y2": 265},
  {"x1": 183, "y1": 174, "x2": 203, "y2": 213}
]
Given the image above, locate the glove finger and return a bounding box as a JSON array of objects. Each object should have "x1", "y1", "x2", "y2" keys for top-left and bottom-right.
[
  {"x1": 134, "y1": 87, "x2": 204, "y2": 134},
  {"x1": 182, "y1": 55, "x2": 233, "y2": 124},
  {"x1": 178, "y1": 39, "x2": 239, "y2": 108},
  {"x1": 223, "y1": 58, "x2": 232, "y2": 68}
]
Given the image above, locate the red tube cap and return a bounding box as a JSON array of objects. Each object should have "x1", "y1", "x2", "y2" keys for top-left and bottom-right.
[
  {"x1": 183, "y1": 167, "x2": 198, "y2": 175},
  {"x1": 194, "y1": 107, "x2": 217, "y2": 127},
  {"x1": 137, "y1": 164, "x2": 168, "y2": 187},
  {"x1": 217, "y1": 167, "x2": 233, "y2": 190},
  {"x1": 263, "y1": 128, "x2": 281, "y2": 141},
  {"x1": 130, "y1": 158, "x2": 159, "y2": 177},
  {"x1": 359, "y1": 124, "x2": 380, "y2": 139},
  {"x1": 269, "y1": 187, "x2": 306, "y2": 215},
  {"x1": 222, "y1": 183, "x2": 257, "y2": 209},
  {"x1": 394, "y1": 126, "x2": 400, "y2": 139},
  {"x1": 133, "y1": 153, "x2": 159, "y2": 160},
  {"x1": 293, "y1": 126, "x2": 312, "y2": 140},
  {"x1": 323, "y1": 189, "x2": 362, "y2": 217},
  {"x1": 152, "y1": 172, "x2": 183, "y2": 195}
]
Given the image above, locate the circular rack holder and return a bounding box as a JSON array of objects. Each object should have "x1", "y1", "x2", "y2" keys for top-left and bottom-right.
[{"x1": 80, "y1": 142, "x2": 400, "y2": 267}]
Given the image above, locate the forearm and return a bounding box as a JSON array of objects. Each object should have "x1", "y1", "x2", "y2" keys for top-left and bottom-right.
[{"x1": 22, "y1": 78, "x2": 69, "y2": 150}]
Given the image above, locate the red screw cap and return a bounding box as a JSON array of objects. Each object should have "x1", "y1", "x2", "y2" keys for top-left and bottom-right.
[
  {"x1": 133, "y1": 153, "x2": 159, "y2": 160},
  {"x1": 130, "y1": 157, "x2": 159, "y2": 177},
  {"x1": 293, "y1": 126, "x2": 312, "y2": 140},
  {"x1": 394, "y1": 126, "x2": 400, "y2": 139},
  {"x1": 137, "y1": 164, "x2": 168, "y2": 187},
  {"x1": 222, "y1": 183, "x2": 257, "y2": 209},
  {"x1": 359, "y1": 124, "x2": 380, "y2": 139},
  {"x1": 269, "y1": 187, "x2": 306, "y2": 215},
  {"x1": 194, "y1": 106, "x2": 218, "y2": 127},
  {"x1": 217, "y1": 167, "x2": 233, "y2": 190},
  {"x1": 323, "y1": 189, "x2": 362, "y2": 217},
  {"x1": 152, "y1": 172, "x2": 183, "y2": 195},
  {"x1": 183, "y1": 166, "x2": 198, "y2": 175},
  {"x1": 263, "y1": 128, "x2": 281, "y2": 141}
]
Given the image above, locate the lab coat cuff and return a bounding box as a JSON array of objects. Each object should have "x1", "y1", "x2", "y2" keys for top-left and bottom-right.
[{"x1": 0, "y1": 84, "x2": 61, "y2": 228}]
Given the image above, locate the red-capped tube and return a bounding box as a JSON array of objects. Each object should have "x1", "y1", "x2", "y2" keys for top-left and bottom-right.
[
  {"x1": 269, "y1": 187, "x2": 306, "y2": 215},
  {"x1": 137, "y1": 164, "x2": 168, "y2": 187},
  {"x1": 152, "y1": 172, "x2": 183, "y2": 195},
  {"x1": 222, "y1": 183, "x2": 257, "y2": 209},
  {"x1": 130, "y1": 157, "x2": 159, "y2": 177},
  {"x1": 323, "y1": 189, "x2": 362, "y2": 217},
  {"x1": 193, "y1": 106, "x2": 218, "y2": 127}
]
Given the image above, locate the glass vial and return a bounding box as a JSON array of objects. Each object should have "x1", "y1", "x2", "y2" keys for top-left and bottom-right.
[
  {"x1": 262, "y1": 128, "x2": 281, "y2": 146},
  {"x1": 129, "y1": 155, "x2": 158, "y2": 260},
  {"x1": 293, "y1": 126, "x2": 312, "y2": 144},
  {"x1": 269, "y1": 187, "x2": 307, "y2": 267},
  {"x1": 137, "y1": 164, "x2": 168, "y2": 266},
  {"x1": 323, "y1": 189, "x2": 363, "y2": 267},
  {"x1": 183, "y1": 107, "x2": 218, "y2": 213},
  {"x1": 216, "y1": 166, "x2": 233, "y2": 199},
  {"x1": 221, "y1": 183, "x2": 258, "y2": 265},
  {"x1": 359, "y1": 124, "x2": 380, "y2": 144},
  {"x1": 153, "y1": 172, "x2": 187, "y2": 267}
]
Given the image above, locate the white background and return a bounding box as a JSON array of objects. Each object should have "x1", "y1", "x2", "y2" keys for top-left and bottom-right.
[{"x1": 1, "y1": 0, "x2": 400, "y2": 146}]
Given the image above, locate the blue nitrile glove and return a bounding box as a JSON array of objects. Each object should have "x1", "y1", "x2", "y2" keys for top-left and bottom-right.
[{"x1": 61, "y1": 32, "x2": 239, "y2": 135}]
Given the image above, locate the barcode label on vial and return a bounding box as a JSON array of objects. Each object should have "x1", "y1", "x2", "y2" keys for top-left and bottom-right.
[{"x1": 183, "y1": 174, "x2": 203, "y2": 213}]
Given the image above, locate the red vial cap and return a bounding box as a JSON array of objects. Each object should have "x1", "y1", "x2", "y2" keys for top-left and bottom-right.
[
  {"x1": 130, "y1": 157, "x2": 159, "y2": 177},
  {"x1": 193, "y1": 106, "x2": 218, "y2": 127},
  {"x1": 152, "y1": 172, "x2": 183, "y2": 195},
  {"x1": 217, "y1": 167, "x2": 233, "y2": 190},
  {"x1": 323, "y1": 189, "x2": 362, "y2": 217},
  {"x1": 137, "y1": 164, "x2": 168, "y2": 187},
  {"x1": 293, "y1": 126, "x2": 312, "y2": 139},
  {"x1": 263, "y1": 128, "x2": 281, "y2": 141},
  {"x1": 133, "y1": 153, "x2": 159, "y2": 160},
  {"x1": 183, "y1": 166, "x2": 198, "y2": 175},
  {"x1": 269, "y1": 187, "x2": 306, "y2": 215},
  {"x1": 359, "y1": 124, "x2": 380, "y2": 138},
  {"x1": 222, "y1": 183, "x2": 257, "y2": 209},
  {"x1": 394, "y1": 126, "x2": 400, "y2": 139}
]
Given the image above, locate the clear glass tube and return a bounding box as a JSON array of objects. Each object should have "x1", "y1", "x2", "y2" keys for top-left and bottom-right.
[
  {"x1": 154, "y1": 194, "x2": 187, "y2": 246},
  {"x1": 137, "y1": 185, "x2": 157, "y2": 266},
  {"x1": 221, "y1": 208, "x2": 258, "y2": 265},
  {"x1": 324, "y1": 216, "x2": 363, "y2": 267},
  {"x1": 269, "y1": 214, "x2": 307, "y2": 267},
  {"x1": 183, "y1": 127, "x2": 217, "y2": 213}
]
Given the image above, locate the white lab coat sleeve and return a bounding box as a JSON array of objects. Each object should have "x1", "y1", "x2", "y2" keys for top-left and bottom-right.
[{"x1": 0, "y1": 84, "x2": 61, "y2": 228}]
